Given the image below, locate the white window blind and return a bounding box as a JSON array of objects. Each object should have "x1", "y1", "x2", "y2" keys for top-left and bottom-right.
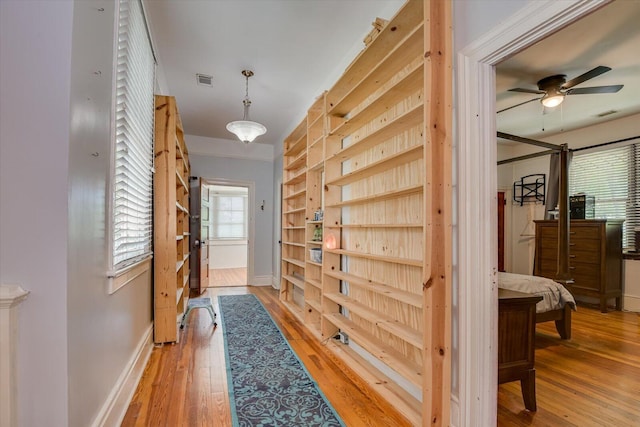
[
  {"x1": 112, "y1": 0, "x2": 155, "y2": 269},
  {"x1": 569, "y1": 143, "x2": 639, "y2": 249},
  {"x1": 212, "y1": 194, "x2": 248, "y2": 240}
]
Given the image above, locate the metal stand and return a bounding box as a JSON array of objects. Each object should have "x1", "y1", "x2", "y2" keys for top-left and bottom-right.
[{"x1": 180, "y1": 297, "x2": 217, "y2": 329}]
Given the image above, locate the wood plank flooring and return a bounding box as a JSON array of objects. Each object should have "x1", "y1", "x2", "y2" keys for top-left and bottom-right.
[
  {"x1": 498, "y1": 306, "x2": 640, "y2": 426},
  {"x1": 208, "y1": 267, "x2": 246, "y2": 287},
  {"x1": 122, "y1": 286, "x2": 410, "y2": 426},
  {"x1": 123, "y1": 286, "x2": 639, "y2": 426}
]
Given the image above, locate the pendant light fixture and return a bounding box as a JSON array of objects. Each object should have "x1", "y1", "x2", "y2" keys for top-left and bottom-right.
[{"x1": 226, "y1": 70, "x2": 266, "y2": 143}]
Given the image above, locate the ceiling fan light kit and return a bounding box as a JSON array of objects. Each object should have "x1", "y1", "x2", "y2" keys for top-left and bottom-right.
[
  {"x1": 504, "y1": 65, "x2": 623, "y2": 112},
  {"x1": 226, "y1": 69, "x2": 266, "y2": 143}
]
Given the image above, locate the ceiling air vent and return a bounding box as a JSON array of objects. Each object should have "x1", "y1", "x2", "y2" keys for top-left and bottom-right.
[
  {"x1": 196, "y1": 73, "x2": 213, "y2": 87},
  {"x1": 596, "y1": 109, "x2": 618, "y2": 118}
]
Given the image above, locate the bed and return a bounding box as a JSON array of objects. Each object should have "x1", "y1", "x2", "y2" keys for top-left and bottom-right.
[{"x1": 498, "y1": 271, "x2": 576, "y2": 339}]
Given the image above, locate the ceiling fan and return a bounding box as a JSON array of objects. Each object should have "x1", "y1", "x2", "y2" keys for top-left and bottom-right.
[{"x1": 498, "y1": 66, "x2": 623, "y2": 113}]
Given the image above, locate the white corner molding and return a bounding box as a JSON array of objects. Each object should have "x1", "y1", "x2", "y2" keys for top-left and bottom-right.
[{"x1": 0, "y1": 284, "x2": 30, "y2": 427}]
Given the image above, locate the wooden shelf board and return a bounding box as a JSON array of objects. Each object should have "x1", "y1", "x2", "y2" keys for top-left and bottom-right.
[
  {"x1": 283, "y1": 226, "x2": 305, "y2": 230},
  {"x1": 282, "y1": 273, "x2": 304, "y2": 289},
  {"x1": 327, "y1": 20, "x2": 424, "y2": 116},
  {"x1": 183, "y1": 273, "x2": 189, "y2": 287},
  {"x1": 176, "y1": 287, "x2": 184, "y2": 304},
  {"x1": 281, "y1": 299, "x2": 305, "y2": 323},
  {"x1": 282, "y1": 241, "x2": 305, "y2": 248},
  {"x1": 175, "y1": 170, "x2": 189, "y2": 192},
  {"x1": 326, "y1": 184, "x2": 423, "y2": 208},
  {"x1": 307, "y1": 220, "x2": 324, "y2": 224},
  {"x1": 307, "y1": 240, "x2": 323, "y2": 245},
  {"x1": 307, "y1": 110, "x2": 324, "y2": 130},
  {"x1": 176, "y1": 259, "x2": 184, "y2": 272},
  {"x1": 284, "y1": 168, "x2": 307, "y2": 185},
  {"x1": 305, "y1": 278, "x2": 322, "y2": 289},
  {"x1": 176, "y1": 201, "x2": 189, "y2": 214},
  {"x1": 284, "y1": 122, "x2": 307, "y2": 156},
  {"x1": 327, "y1": 102, "x2": 423, "y2": 163},
  {"x1": 306, "y1": 260, "x2": 322, "y2": 267},
  {"x1": 325, "y1": 248, "x2": 422, "y2": 267},
  {"x1": 283, "y1": 188, "x2": 306, "y2": 200},
  {"x1": 176, "y1": 235, "x2": 184, "y2": 241},
  {"x1": 329, "y1": 61, "x2": 423, "y2": 137},
  {"x1": 282, "y1": 257, "x2": 306, "y2": 268},
  {"x1": 326, "y1": 144, "x2": 423, "y2": 187},
  {"x1": 305, "y1": 298, "x2": 322, "y2": 313},
  {"x1": 324, "y1": 292, "x2": 422, "y2": 348},
  {"x1": 323, "y1": 339, "x2": 422, "y2": 426},
  {"x1": 337, "y1": 223, "x2": 422, "y2": 229},
  {"x1": 322, "y1": 312, "x2": 422, "y2": 388},
  {"x1": 285, "y1": 149, "x2": 307, "y2": 170},
  {"x1": 309, "y1": 134, "x2": 324, "y2": 148},
  {"x1": 308, "y1": 159, "x2": 324, "y2": 171},
  {"x1": 283, "y1": 207, "x2": 305, "y2": 215},
  {"x1": 324, "y1": 270, "x2": 422, "y2": 308}
]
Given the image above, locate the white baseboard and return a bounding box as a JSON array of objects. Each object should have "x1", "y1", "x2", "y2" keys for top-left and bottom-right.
[
  {"x1": 623, "y1": 295, "x2": 640, "y2": 312},
  {"x1": 92, "y1": 324, "x2": 153, "y2": 427},
  {"x1": 272, "y1": 275, "x2": 281, "y2": 290},
  {"x1": 251, "y1": 275, "x2": 272, "y2": 286}
]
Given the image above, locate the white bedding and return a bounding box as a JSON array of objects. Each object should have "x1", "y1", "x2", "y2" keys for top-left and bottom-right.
[{"x1": 498, "y1": 272, "x2": 576, "y2": 313}]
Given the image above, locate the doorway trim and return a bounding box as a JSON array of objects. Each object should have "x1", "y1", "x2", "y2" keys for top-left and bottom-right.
[
  {"x1": 455, "y1": 0, "x2": 609, "y2": 425},
  {"x1": 201, "y1": 177, "x2": 256, "y2": 286},
  {"x1": 273, "y1": 177, "x2": 282, "y2": 289}
]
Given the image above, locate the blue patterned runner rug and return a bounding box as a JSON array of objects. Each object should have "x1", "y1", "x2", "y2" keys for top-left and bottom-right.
[{"x1": 218, "y1": 294, "x2": 345, "y2": 427}]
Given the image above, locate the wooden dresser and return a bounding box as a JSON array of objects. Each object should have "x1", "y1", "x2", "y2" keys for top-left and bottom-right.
[{"x1": 533, "y1": 219, "x2": 623, "y2": 312}]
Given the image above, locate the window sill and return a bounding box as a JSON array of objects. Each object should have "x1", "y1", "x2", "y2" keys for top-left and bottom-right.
[{"x1": 107, "y1": 257, "x2": 152, "y2": 294}]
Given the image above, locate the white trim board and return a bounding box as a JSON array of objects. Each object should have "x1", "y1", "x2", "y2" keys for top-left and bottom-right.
[
  {"x1": 252, "y1": 275, "x2": 273, "y2": 287},
  {"x1": 91, "y1": 325, "x2": 153, "y2": 427},
  {"x1": 454, "y1": 1, "x2": 609, "y2": 425}
]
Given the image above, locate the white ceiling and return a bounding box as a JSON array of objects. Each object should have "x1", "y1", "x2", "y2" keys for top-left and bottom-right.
[
  {"x1": 496, "y1": 0, "x2": 640, "y2": 142},
  {"x1": 144, "y1": 0, "x2": 640, "y2": 151},
  {"x1": 144, "y1": 0, "x2": 404, "y2": 148}
]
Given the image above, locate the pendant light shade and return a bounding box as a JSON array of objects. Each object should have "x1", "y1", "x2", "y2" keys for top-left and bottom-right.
[{"x1": 226, "y1": 70, "x2": 266, "y2": 143}]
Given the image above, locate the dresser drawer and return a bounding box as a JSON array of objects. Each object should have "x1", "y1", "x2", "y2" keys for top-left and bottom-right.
[
  {"x1": 570, "y1": 240, "x2": 601, "y2": 264},
  {"x1": 570, "y1": 225, "x2": 600, "y2": 240}
]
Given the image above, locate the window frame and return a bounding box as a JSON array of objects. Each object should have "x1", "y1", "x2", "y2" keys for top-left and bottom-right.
[{"x1": 107, "y1": 0, "x2": 157, "y2": 293}]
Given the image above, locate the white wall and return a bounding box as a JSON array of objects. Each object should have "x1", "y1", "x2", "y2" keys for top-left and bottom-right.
[
  {"x1": 0, "y1": 2, "x2": 72, "y2": 425},
  {"x1": 623, "y1": 260, "x2": 640, "y2": 311},
  {"x1": 1, "y1": 1, "x2": 155, "y2": 426},
  {"x1": 189, "y1": 151, "x2": 274, "y2": 281},
  {"x1": 67, "y1": 1, "x2": 154, "y2": 426},
  {"x1": 209, "y1": 242, "x2": 248, "y2": 269}
]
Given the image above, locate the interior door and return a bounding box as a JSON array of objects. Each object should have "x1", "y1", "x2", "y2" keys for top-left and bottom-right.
[
  {"x1": 199, "y1": 179, "x2": 212, "y2": 290},
  {"x1": 189, "y1": 178, "x2": 211, "y2": 294}
]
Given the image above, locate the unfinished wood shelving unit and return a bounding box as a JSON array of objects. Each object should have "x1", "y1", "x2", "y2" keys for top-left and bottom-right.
[
  {"x1": 153, "y1": 95, "x2": 191, "y2": 344},
  {"x1": 279, "y1": 1, "x2": 452, "y2": 425},
  {"x1": 280, "y1": 118, "x2": 308, "y2": 319},
  {"x1": 304, "y1": 94, "x2": 326, "y2": 338}
]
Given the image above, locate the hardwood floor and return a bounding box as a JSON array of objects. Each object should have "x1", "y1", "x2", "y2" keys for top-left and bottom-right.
[
  {"x1": 122, "y1": 286, "x2": 410, "y2": 426},
  {"x1": 498, "y1": 305, "x2": 640, "y2": 426},
  {"x1": 123, "y1": 286, "x2": 639, "y2": 426},
  {"x1": 208, "y1": 267, "x2": 246, "y2": 287}
]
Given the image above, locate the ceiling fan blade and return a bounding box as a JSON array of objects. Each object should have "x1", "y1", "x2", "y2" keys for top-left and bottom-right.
[
  {"x1": 562, "y1": 65, "x2": 611, "y2": 90},
  {"x1": 566, "y1": 85, "x2": 623, "y2": 95},
  {"x1": 508, "y1": 88, "x2": 545, "y2": 95},
  {"x1": 497, "y1": 97, "x2": 542, "y2": 114}
]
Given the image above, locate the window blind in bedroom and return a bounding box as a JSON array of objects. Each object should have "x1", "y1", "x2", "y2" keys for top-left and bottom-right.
[{"x1": 569, "y1": 142, "x2": 639, "y2": 249}]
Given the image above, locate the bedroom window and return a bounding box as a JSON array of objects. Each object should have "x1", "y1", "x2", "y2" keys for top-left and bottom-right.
[
  {"x1": 569, "y1": 142, "x2": 639, "y2": 249},
  {"x1": 109, "y1": 0, "x2": 156, "y2": 274}
]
